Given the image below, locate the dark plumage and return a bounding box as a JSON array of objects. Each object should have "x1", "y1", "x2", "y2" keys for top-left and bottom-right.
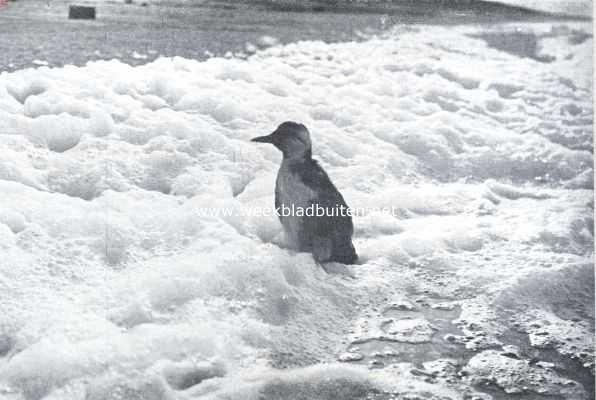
[{"x1": 252, "y1": 121, "x2": 358, "y2": 265}]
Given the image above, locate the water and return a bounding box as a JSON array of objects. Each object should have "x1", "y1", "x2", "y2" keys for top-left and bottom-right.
[{"x1": 0, "y1": 0, "x2": 582, "y2": 72}]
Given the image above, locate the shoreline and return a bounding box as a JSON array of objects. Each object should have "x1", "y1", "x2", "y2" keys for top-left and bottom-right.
[{"x1": 0, "y1": 0, "x2": 589, "y2": 72}]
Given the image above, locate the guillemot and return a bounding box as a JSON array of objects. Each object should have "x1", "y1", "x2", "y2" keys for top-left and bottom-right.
[{"x1": 252, "y1": 121, "x2": 358, "y2": 266}]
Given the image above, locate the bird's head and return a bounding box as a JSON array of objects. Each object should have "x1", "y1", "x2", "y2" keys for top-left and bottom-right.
[{"x1": 251, "y1": 121, "x2": 312, "y2": 160}]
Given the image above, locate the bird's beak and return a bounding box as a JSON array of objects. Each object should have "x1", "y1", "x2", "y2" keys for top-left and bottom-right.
[{"x1": 251, "y1": 133, "x2": 274, "y2": 143}]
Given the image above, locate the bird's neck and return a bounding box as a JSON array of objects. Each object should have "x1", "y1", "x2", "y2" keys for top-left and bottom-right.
[{"x1": 282, "y1": 148, "x2": 312, "y2": 164}]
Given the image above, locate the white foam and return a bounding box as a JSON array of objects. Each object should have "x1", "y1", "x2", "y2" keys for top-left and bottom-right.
[{"x1": 0, "y1": 20, "x2": 592, "y2": 400}]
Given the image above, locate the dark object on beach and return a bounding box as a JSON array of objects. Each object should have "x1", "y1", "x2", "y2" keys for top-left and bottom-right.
[
  {"x1": 68, "y1": 5, "x2": 96, "y2": 19},
  {"x1": 252, "y1": 122, "x2": 358, "y2": 266},
  {"x1": 472, "y1": 31, "x2": 555, "y2": 63}
]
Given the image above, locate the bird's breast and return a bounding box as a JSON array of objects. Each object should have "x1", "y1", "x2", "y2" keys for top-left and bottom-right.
[{"x1": 276, "y1": 165, "x2": 316, "y2": 249}]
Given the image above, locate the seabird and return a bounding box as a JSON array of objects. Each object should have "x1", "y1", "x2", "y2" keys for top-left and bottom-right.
[{"x1": 252, "y1": 121, "x2": 358, "y2": 266}]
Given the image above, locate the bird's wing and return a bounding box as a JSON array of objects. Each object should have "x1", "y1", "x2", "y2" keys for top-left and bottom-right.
[{"x1": 291, "y1": 159, "x2": 354, "y2": 237}]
